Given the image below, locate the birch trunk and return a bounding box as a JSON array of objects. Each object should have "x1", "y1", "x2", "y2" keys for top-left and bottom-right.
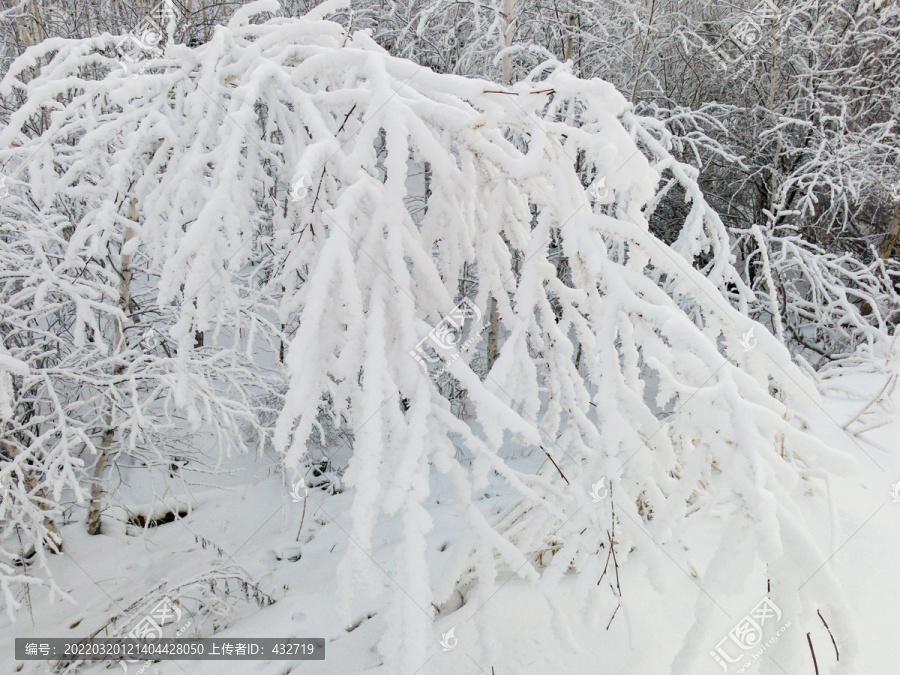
[
  {"x1": 501, "y1": 0, "x2": 516, "y2": 85},
  {"x1": 489, "y1": 0, "x2": 516, "y2": 372},
  {"x1": 86, "y1": 203, "x2": 136, "y2": 535},
  {"x1": 2, "y1": 435, "x2": 63, "y2": 552}
]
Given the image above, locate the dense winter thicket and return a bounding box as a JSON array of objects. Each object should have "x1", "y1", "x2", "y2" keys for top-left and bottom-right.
[
  {"x1": 0, "y1": 1, "x2": 897, "y2": 673},
  {"x1": 3, "y1": 0, "x2": 898, "y2": 362}
]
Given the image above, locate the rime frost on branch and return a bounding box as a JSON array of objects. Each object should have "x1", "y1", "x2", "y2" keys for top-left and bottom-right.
[{"x1": 0, "y1": 3, "x2": 858, "y2": 670}]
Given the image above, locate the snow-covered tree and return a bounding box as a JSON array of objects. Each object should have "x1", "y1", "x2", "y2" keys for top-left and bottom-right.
[
  {"x1": 663, "y1": 0, "x2": 900, "y2": 359},
  {"x1": 369, "y1": 0, "x2": 900, "y2": 362},
  {"x1": 0, "y1": 9, "x2": 282, "y2": 614},
  {"x1": 0, "y1": 1, "x2": 860, "y2": 671},
  {"x1": 0, "y1": 192, "x2": 92, "y2": 619}
]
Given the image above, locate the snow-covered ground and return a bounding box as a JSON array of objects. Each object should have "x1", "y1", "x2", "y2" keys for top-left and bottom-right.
[{"x1": 2, "y1": 364, "x2": 899, "y2": 675}]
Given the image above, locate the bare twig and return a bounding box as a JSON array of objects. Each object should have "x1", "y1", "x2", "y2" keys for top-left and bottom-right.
[
  {"x1": 817, "y1": 609, "x2": 839, "y2": 661},
  {"x1": 605, "y1": 603, "x2": 620, "y2": 631},
  {"x1": 538, "y1": 445, "x2": 569, "y2": 485},
  {"x1": 482, "y1": 88, "x2": 555, "y2": 95},
  {"x1": 310, "y1": 104, "x2": 358, "y2": 213},
  {"x1": 807, "y1": 632, "x2": 819, "y2": 675},
  {"x1": 295, "y1": 490, "x2": 308, "y2": 542},
  {"x1": 842, "y1": 372, "x2": 896, "y2": 429},
  {"x1": 608, "y1": 531, "x2": 621, "y2": 596}
]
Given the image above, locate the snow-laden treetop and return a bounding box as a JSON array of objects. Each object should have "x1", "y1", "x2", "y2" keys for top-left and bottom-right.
[{"x1": 0, "y1": 1, "x2": 857, "y2": 671}]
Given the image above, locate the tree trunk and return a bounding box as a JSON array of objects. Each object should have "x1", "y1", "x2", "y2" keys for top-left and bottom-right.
[
  {"x1": 878, "y1": 201, "x2": 900, "y2": 262},
  {"x1": 860, "y1": 201, "x2": 900, "y2": 317},
  {"x1": 501, "y1": 0, "x2": 516, "y2": 85},
  {"x1": 491, "y1": 3, "x2": 515, "y2": 373},
  {"x1": 564, "y1": 0, "x2": 576, "y2": 64},
  {"x1": 85, "y1": 428, "x2": 114, "y2": 535},
  {"x1": 630, "y1": 0, "x2": 657, "y2": 103},
  {"x1": 87, "y1": 204, "x2": 136, "y2": 535},
  {"x1": 486, "y1": 296, "x2": 500, "y2": 372},
  {"x1": 2, "y1": 436, "x2": 63, "y2": 552}
]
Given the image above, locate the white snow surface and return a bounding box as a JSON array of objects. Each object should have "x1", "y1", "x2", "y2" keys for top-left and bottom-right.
[{"x1": 2, "y1": 364, "x2": 899, "y2": 675}]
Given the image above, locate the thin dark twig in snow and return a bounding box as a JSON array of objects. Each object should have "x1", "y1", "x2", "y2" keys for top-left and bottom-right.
[
  {"x1": 598, "y1": 487, "x2": 622, "y2": 597},
  {"x1": 295, "y1": 490, "x2": 308, "y2": 542},
  {"x1": 605, "y1": 602, "x2": 620, "y2": 630},
  {"x1": 841, "y1": 372, "x2": 896, "y2": 430},
  {"x1": 482, "y1": 88, "x2": 555, "y2": 95},
  {"x1": 538, "y1": 444, "x2": 569, "y2": 484},
  {"x1": 337, "y1": 103, "x2": 359, "y2": 134},
  {"x1": 807, "y1": 632, "x2": 819, "y2": 674},
  {"x1": 607, "y1": 531, "x2": 621, "y2": 596},
  {"x1": 609, "y1": 484, "x2": 621, "y2": 595},
  {"x1": 311, "y1": 103, "x2": 358, "y2": 213},
  {"x1": 597, "y1": 537, "x2": 614, "y2": 586},
  {"x1": 818, "y1": 609, "x2": 839, "y2": 661}
]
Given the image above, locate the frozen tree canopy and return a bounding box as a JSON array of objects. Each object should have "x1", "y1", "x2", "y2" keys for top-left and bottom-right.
[{"x1": 1, "y1": 1, "x2": 893, "y2": 673}]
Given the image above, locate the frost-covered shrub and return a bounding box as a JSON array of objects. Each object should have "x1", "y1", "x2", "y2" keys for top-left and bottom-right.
[{"x1": 0, "y1": 3, "x2": 858, "y2": 671}]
